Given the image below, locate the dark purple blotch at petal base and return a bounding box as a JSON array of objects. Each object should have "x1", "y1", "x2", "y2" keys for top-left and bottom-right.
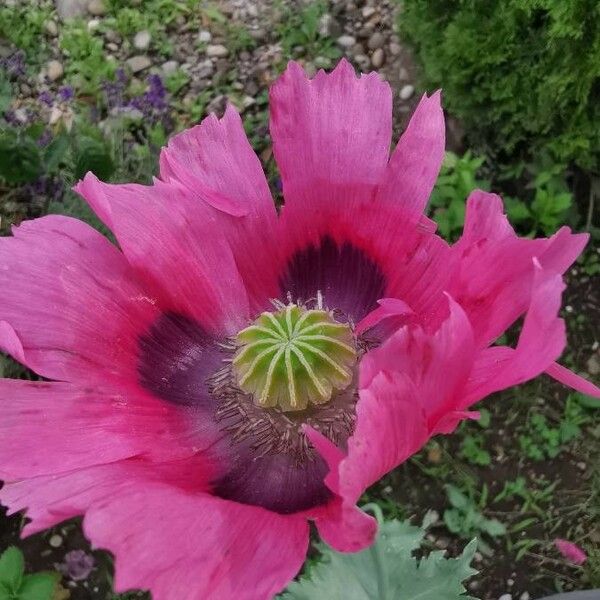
[
  {"x1": 138, "y1": 312, "x2": 223, "y2": 407},
  {"x1": 280, "y1": 236, "x2": 386, "y2": 322}
]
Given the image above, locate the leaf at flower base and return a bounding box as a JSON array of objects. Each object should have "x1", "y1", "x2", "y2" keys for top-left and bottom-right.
[
  {"x1": 17, "y1": 572, "x2": 59, "y2": 600},
  {"x1": 280, "y1": 520, "x2": 478, "y2": 600},
  {"x1": 0, "y1": 546, "x2": 24, "y2": 593}
]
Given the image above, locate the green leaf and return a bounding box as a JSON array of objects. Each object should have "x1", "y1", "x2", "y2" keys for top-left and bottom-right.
[
  {"x1": 0, "y1": 75, "x2": 12, "y2": 113},
  {"x1": 74, "y1": 136, "x2": 115, "y2": 181},
  {"x1": 17, "y1": 572, "x2": 59, "y2": 600},
  {"x1": 44, "y1": 134, "x2": 70, "y2": 173},
  {"x1": 446, "y1": 485, "x2": 470, "y2": 511},
  {"x1": 280, "y1": 520, "x2": 477, "y2": 600},
  {"x1": 574, "y1": 392, "x2": 600, "y2": 409},
  {"x1": 0, "y1": 546, "x2": 24, "y2": 592},
  {"x1": 0, "y1": 133, "x2": 44, "y2": 184}
]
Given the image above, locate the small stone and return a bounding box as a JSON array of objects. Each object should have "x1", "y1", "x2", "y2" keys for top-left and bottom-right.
[
  {"x1": 474, "y1": 551, "x2": 484, "y2": 562},
  {"x1": 519, "y1": 593, "x2": 530, "y2": 600},
  {"x1": 577, "y1": 461, "x2": 587, "y2": 471},
  {"x1": 371, "y1": 47, "x2": 385, "y2": 68},
  {"x1": 586, "y1": 353, "x2": 600, "y2": 375},
  {"x1": 367, "y1": 31, "x2": 385, "y2": 50},
  {"x1": 133, "y1": 30, "x2": 151, "y2": 51},
  {"x1": 507, "y1": 579, "x2": 514, "y2": 587},
  {"x1": 87, "y1": 18, "x2": 100, "y2": 31},
  {"x1": 399, "y1": 84, "x2": 415, "y2": 100},
  {"x1": 198, "y1": 30, "x2": 212, "y2": 43},
  {"x1": 336, "y1": 35, "x2": 356, "y2": 49},
  {"x1": 354, "y1": 54, "x2": 370, "y2": 71},
  {"x1": 389, "y1": 42, "x2": 402, "y2": 56},
  {"x1": 161, "y1": 60, "x2": 179, "y2": 76},
  {"x1": 206, "y1": 44, "x2": 229, "y2": 58},
  {"x1": 55, "y1": 0, "x2": 87, "y2": 19},
  {"x1": 361, "y1": 6, "x2": 376, "y2": 18},
  {"x1": 242, "y1": 95, "x2": 256, "y2": 109},
  {"x1": 87, "y1": 0, "x2": 106, "y2": 16},
  {"x1": 318, "y1": 14, "x2": 341, "y2": 38},
  {"x1": 46, "y1": 60, "x2": 64, "y2": 81},
  {"x1": 498, "y1": 595, "x2": 512, "y2": 600},
  {"x1": 196, "y1": 58, "x2": 214, "y2": 79},
  {"x1": 104, "y1": 29, "x2": 120, "y2": 43},
  {"x1": 126, "y1": 55, "x2": 152, "y2": 73},
  {"x1": 49, "y1": 534, "x2": 63, "y2": 548},
  {"x1": 45, "y1": 20, "x2": 59, "y2": 36}
]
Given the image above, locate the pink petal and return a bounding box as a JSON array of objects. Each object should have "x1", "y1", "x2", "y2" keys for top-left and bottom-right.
[
  {"x1": 0, "y1": 215, "x2": 158, "y2": 384},
  {"x1": 355, "y1": 297, "x2": 414, "y2": 335},
  {"x1": 83, "y1": 485, "x2": 309, "y2": 600},
  {"x1": 270, "y1": 59, "x2": 392, "y2": 209},
  {"x1": 1, "y1": 460, "x2": 212, "y2": 537},
  {"x1": 462, "y1": 261, "x2": 567, "y2": 406},
  {"x1": 451, "y1": 190, "x2": 588, "y2": 347},
  {"x1": 376, "y1": 91, "x2": 445, "y2": 222},
  {"x1": 545, "y1": 362, "x2": 600, "y2": 398},
  {"x1": 360, "y1": 295, "x2": 476, "y2": 430},
  {"x1": 306, "y1": 373, "x2": 428, "y2": 551},
  {"x1": 75, "y1": 175, "x2": 249, "y2": 333},
  {"x1": 0, "y1": 379, "x2": 218, "y2": 482},
  {"x1": 160, "y1": 104, "x2": 273, "y2": 218},
  {"x1": 554, "y1": 539, "x2": 587, "y2": 565},
  {"x1": 158, "y1": 105, "x2": 281, "y2": 309}
]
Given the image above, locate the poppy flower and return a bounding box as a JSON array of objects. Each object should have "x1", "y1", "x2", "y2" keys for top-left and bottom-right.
[{"x1": 0, "y1": 60, "x2": 598, "y2": 600}]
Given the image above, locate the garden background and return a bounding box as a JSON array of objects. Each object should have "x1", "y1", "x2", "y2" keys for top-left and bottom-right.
[{"x1": 0, "y1": 1, "x2": 599, "y2": 599}]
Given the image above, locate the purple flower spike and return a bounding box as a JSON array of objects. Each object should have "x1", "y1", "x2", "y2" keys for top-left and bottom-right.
[{"x1": 58, "y1": 86, "x2": 74, "y2": 102}]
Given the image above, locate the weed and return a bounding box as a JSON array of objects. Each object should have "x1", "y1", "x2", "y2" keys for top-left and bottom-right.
[
  {"x1": 275, "y1": 0, "x2": 341, "y2": 64},
  {"x1": 443, "y1": 484, "x2": 506, "y2": 554}
]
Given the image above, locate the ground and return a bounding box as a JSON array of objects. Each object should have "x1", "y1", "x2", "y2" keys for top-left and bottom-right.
[{"x1": 0, "y1": 1, "x2": 599, "y2": 599}]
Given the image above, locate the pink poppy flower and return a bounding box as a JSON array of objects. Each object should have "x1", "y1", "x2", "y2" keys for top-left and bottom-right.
[
  {"x1": 554, "y1": 539, "x2": 587, "y2": 565},
  {"x1": 0, "y1": 60, "x2": 598, "y2": 599}
]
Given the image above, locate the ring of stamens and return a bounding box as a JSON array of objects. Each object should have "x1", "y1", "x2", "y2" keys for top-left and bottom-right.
[{"x1": 232, "y1": 303, "x2": 357, "y2": 412}]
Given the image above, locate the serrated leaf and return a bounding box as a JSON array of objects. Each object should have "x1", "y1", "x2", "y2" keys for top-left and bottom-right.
[
  {"x1": 0, "y1": 546, "x2": 24, "y2": 592},
  {"x1": 17, "y1": 572, "x2": 59, "y2": 600},
  {"x1": 280, "y1": 520, "x2": 477, "y2": 600}
]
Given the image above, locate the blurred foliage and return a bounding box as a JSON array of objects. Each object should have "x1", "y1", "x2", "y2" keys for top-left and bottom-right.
[{"x1": 400, "y1": 0, "x2": 600, "y2": 172}]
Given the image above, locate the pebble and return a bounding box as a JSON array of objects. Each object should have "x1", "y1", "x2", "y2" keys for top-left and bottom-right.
[
  {"x1": 354, "y1": 54, "x2": 370, "y2": 71},
  {"x1": 198, "y1": 30, "x2": 212, "y2": 43},
  {"x1": 371, "y1": 47, "x2": 385, "y2": 68},
  {"x1": 498, "y1": 595, "x2": 512, "y2": 600},
  {"x1": 133, "y1": 30, "x2": 151, "y2": 51},
  {"x1": 196, "y1": 58, "x2": 214, "y2": 79},
  {"x1": 520, "y1": 593, "x2": 530, "y2": 600},
  {"x1": 161, "y1": 60, "x2": 179, "y2": 76},
  {"x1": 126, "y1": 55, "x2": 152, "y2": 73},
  {"x1": 87, "y1": 18, "x2": 101, "y2": 31},
  {"x1": 336, "y1": 35, "x2": 356, "y2": 49},
  {"x1": 87, "y1": 0, "x2": 106, "y2": 16},
  {"x1": 206, "y1": 44, "x2": 229, "y2": 58},
  {"x1": 586, "y1": 353, "x2": 600, "y2": 375},
  {"x1": 55, "y1": 0, "x2": 87, "y2": 19},
  {"x1": 318, "y1": 14, "x2": 341, "y2": 38},
  {"x1": 46, "y1": 60, "x2": 64, "y2": 81},
  {"x1": 45, "y1": 20, "x2": 59, "y2": 37},
  {"x1": 399, "y1": 84, "x2": 415, "y2": 100},
  {"x1": 49, "y1": 534, "x2": 63, "y2": 548},
  {"x1": 367, "y1": 31, "x2": 385, "y2": 50},
  {"x1": 389, "y1": 41, "x2": 402, "y2": 56},
  {"x1": 361, "y1": 6, "x2": 376, "y2": 18}
]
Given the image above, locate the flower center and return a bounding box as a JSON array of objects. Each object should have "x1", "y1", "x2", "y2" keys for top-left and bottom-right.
[{"x1": 232, "y1": 303, "x2": 357, "y2": 412}]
